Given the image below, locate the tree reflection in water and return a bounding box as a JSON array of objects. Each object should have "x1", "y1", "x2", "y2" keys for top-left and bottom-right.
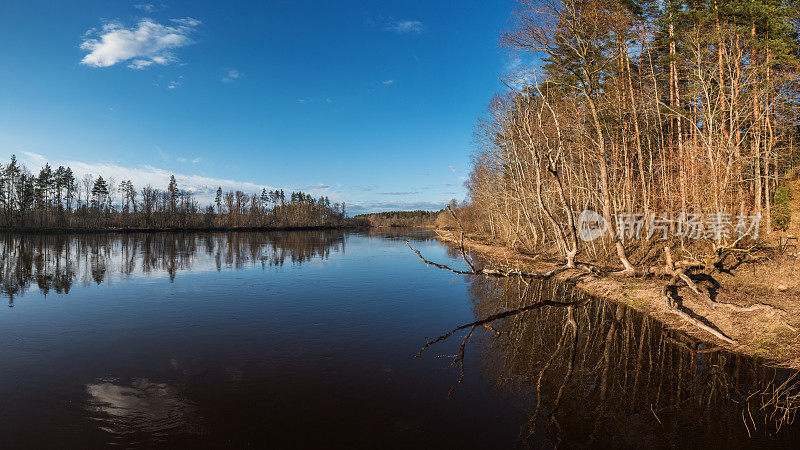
[
  {"x1": 458, "y1": 276, "x2": 800, "y2": 447},
  {"x1": 0, "y1": 231, "x2": 347, "y2": 306}
]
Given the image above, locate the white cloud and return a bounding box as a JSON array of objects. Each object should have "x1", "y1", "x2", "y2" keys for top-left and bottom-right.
[
  {"x1": 221, "y1": 69, "x2": 240, "y2": 83},
  {"x1": 382, "y1": 79, "x2": 394, "y2": 86},
  {"x1": 80, "y1": 18, "x2": 201, "y2": 69},
  {"x1": 14, "y1": 152, "x2": 273, "y2": 204},
  {"x1": 387, "y1": 20, "x2": 424, "y2": 34},
  {"x1": 191, "y1": 158, "x2": 201, "y2": 164},
  {"x1": 448, "y1": 165, "x2": 459, "y2": 173},
  {"x1": 21, "y1": 151, "x2": 48, "y2": 166},
  {"x1": 11, "y1": 153, "x2": 456, "y2": 216},
  {"x1": 504, "y1": 56, "x2": 537, "y2": 92},
  {"x1": 377, "y1": 191, "x2": 418, "y2": 195},
  {"x1": 133, "y1": 3, "x2": 156, "y2": 13},
  {"x1": 128, "y1": 59, "x2": 154, "y2": 70},
  {"x1": 296, "y1": 98, "x2": 310, "y2": 104}
]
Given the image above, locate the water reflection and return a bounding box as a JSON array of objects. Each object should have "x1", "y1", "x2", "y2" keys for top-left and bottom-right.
[
  {"x1": 0, "y1": 231, "x2": 349, "y2": 304},
  {"x1": 4, "y1": 229, "x2": 792, "y2": 447},
  {"x1": 465, "y1": 276, "x2": 800, "y2": 447},
  {"x1": 86, "y1": 378, "x2": 197, "y2": 443}
]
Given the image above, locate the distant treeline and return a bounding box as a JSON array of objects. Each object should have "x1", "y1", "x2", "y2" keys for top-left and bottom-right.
[
  {"x1": 0, "y1": 155, "x2": 365, "y2": 230},
  {"x1": 354, "y1": 209, "x2": 441, "y2": 227}
]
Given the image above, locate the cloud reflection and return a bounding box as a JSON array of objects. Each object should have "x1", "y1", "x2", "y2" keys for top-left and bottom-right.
[{"x1": 86, "y1": 378, "x2": 197, "y2": 439}]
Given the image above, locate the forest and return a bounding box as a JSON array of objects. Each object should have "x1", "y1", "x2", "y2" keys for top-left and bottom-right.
[
  {"x1": 0, "y1": 155, "x2": 362, "y2": 230},
  {"x1": 453, "y1": 0, "x2": 800, "y2": 270},
  {"x1": 354, "y1": 210, "x2": 441, "y2": 227}
]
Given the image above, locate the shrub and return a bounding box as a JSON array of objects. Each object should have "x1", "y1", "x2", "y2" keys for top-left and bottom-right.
[
  {"x1": 771, "y1": 186, "x2": 792, "y2": 231},
  {"x1": 774, "y1": 185, "x2": 793, "y2": 205},
  {"x1": 772, "y1": 203, "x2": 791, "y2": 231}
]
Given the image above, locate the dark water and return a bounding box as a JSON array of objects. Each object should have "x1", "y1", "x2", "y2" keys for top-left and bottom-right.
[{"x1": 0, "y1": 230, "x2": 797, "y2": 448}]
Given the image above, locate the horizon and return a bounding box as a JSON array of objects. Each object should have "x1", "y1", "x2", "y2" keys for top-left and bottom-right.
[{"x1": 0, "y1": 0, "x2": 518, "y2": 215}]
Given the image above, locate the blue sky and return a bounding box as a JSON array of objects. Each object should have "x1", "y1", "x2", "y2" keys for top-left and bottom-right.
[{"x1": 0, "y1": 0, "x2": 517, "y2": 214}]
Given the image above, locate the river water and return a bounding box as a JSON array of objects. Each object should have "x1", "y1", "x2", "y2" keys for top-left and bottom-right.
[{"x1": 0, "y1": 230, "x2": 797, "y2": 448}]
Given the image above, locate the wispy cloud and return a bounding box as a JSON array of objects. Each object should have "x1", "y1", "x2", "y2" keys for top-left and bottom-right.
[
  {"x1": 21, "y1": 151, "x2": 47, "y2": 166},
  {"x1": 14, "y1": 152, "x2": 271, "y2": 204},
  {"x1": 176, "y1": 154, "x2": 199, "y2": 163},
  {"x1": 387, "y1": 20, "x2": 424, "y2": 34},
  {"x1": 80, "y1": 18, "x2": 201, "y2": 69},
  {"x1": 504, "y1": 56, "x2": 536, "y2": 91},
  {"x1": 304, "y1": 183, "x2": 330, "y2": 190},
  {"x1": 377, "y1": 191, "x2": 418, "y2": 196},
  {"x1": 448, "y1": 165, "x2": 460, "y2": 173},
  {"x1": 133, "y1": 3, "x2": 156, "y2": 13},
  {"x1": 221, "y1": 69, "x2": 240, "y2": 83},
  {"x1": 155, "y1": 145, "x2": 169, "y2": 161},
  {"x1": 296, "y1": 98, "x2": 311, "y2": 104},
  {"x1": 382, "y1": 79, "x2": 394, "y2": 86}
]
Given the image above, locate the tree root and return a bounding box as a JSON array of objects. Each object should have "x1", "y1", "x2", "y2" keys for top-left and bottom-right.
[
  {"x1": 669, "y1": 265, "x2": 796, "y2": 333},
  {"x1": 663, "y1": 290, "x2": 738, "y2": 345}
]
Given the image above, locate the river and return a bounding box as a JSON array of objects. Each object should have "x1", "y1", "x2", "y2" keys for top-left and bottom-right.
[{"x1": 0, "y1": 230, "x2": 796, "y2": 447}]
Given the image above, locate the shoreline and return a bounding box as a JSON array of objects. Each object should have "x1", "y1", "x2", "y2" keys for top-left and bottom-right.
[{"x1": 433, "y1": 229, "x2": 800, "y2": 369}]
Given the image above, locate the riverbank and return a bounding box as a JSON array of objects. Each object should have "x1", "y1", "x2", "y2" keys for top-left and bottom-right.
[{"x1": 434, "y1": 229, "x2": 800, "y2": 368}]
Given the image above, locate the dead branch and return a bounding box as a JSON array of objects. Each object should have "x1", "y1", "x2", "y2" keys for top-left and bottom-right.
[
  {"x1": 407, "y1": 240, "x2": 580, "y2": 279},
  {"x1": 444, "y1": 325, "x2": 476, "y2": 398},
  {"x1": 415, "y1": 297, "x2": 588, "y2": 358}
]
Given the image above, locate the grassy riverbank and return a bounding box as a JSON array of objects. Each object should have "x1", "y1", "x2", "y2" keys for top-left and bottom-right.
[{"x1": 434, "y1": 229, "x2": 800, "y2": 368}]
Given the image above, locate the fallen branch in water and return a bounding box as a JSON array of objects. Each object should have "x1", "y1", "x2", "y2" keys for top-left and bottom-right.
[
  {"x1": 406, "y1": 241, "x2": 581, "y2": 279},
  {"x1": 416, "y1": 296, "x2": 587, "y2": 399},
  {"x1": 419, "y1": 206, "x2": 603, "y2": 280},
  {"x1": 415, "y1": 297, "x2": 588, "y2": 358}
]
